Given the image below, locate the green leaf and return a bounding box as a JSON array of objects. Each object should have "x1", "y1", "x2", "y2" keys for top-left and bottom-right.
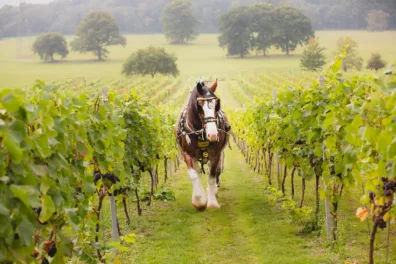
[
  {"x1": 377, "y1": 130, "x2": 392, "y2": 154},
  {"x1": 17, "y1": 219, "x2": 34, "y2": 246},
  {"x1": 38, "y1": 195, "x2": 56, "y2": 223},
  {"x1": 10, "y1": 185, "x2": 40, "y2": 208},
  {"x1": 3, "y1": 136, "x2": 23, "y2": 163},
  {"x1": 2, "y1": 93, "x2": 22, "y2": 113},
  {"x1": 34, "y1": 134, "x2": 51, "y2": 158},
  {"x1": 8, "y1": 120, "x2": 26, "y2": 144},
  {"x1": 82, "y1": 181, "x2": 95, "y2": 195},
  {"x1": 29, "y1": 163, "x2": 48, "y2": 177},
  {"x1": 0, "y1": 203, "x2": 9, "y2": 216}
]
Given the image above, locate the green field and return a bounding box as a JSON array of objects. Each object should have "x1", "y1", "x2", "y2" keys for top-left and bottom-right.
[{"x1": 1, "y1": 31, "x2": 395, "y2": 88}]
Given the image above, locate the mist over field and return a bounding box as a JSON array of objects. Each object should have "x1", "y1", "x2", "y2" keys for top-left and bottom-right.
[{"x1": 0, "y1": 0, "x2": 52, "y2": 6}]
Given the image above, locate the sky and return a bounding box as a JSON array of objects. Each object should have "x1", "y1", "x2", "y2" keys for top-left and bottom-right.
[{"x1": 0, "y1": 0, "x2": 53, "y2": 6}]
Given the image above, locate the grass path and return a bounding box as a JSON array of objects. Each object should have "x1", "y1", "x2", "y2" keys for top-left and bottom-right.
[{"x1": 121, "y1": 145, "x2": 331, "y2": 264}]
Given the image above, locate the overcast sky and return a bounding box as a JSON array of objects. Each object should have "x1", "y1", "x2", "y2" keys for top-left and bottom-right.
[{"x1": 0, "y1": 0, "x2": 53, "y2": 6}]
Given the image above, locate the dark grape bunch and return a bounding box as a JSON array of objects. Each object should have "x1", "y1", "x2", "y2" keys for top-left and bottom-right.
[
  {"x1": 384, "y1": 181, "x2": 396, "y2": 196},
  {"x1": 369, "y1": 192, "x2": 375, "y2": 202},
  {"x1": 48, "y1": 244, "x2": 57, "y2": 257},
  {"x1": 378, "y1": 219, "x2": 387, "y2": 230}
]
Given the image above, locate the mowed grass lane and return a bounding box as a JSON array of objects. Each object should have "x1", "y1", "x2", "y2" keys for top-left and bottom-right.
[{"x1": 120, "y1": 146, "x2": 330, "y2": 264}]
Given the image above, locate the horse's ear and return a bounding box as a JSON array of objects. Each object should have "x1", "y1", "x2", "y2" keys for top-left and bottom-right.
[
  {"x1": 196, "y1": 82, "x2": 203, "y2": 95},
  {"x1": 209, "y1": 78, "x2": 218, "y2": 93}
]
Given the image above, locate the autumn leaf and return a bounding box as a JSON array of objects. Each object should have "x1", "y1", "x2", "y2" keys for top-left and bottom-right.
[{"x1": 356, "y1": 207, "x2": 369, "y2": 221}]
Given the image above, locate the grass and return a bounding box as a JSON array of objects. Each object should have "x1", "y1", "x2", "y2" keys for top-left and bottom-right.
[
  {"x1": 101, "y1": 140, "x2": 396, "y2": 263},
  {"x1": 115, "y1": 146, "x2": 333, "y2": 264},
  {"x1": 1, "y1": 31, "x2": 396, "y2": 88}
]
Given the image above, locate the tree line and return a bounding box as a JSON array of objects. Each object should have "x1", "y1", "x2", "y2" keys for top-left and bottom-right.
[
  {"x1": 218, "y1": 3, "x2": 313, "y2": 57},
  {"x1": 33, "y1": 10, "x2": 180, "y2": 79},
  {"x1": 0, "y1": 0, "x2": 395, "y2": 38}
]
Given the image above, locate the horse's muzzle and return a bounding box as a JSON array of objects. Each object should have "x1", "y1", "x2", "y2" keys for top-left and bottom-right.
[
  {"x1": 207, "y1": 133, "x2": 218, "y2": 142},
  {"x1": 206, "y1": 122, "x2": 218, "y2": 142}
]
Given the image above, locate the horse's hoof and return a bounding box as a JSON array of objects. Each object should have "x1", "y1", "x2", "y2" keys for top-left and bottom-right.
[
  {"x1": 192, "y1": 202, "x2": 207, "y2": 212},
  {"x1": 207, "y1": 202, "x2": 221, "y2": 209}
]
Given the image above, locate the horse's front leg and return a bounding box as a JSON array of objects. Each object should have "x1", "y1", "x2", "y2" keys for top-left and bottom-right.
[
  {"x1": 182, "y1": 152, "x2": 207, "y2": 211},
  {"x1": 207, "y1": 157, "x2": 221, "y2": 209}
]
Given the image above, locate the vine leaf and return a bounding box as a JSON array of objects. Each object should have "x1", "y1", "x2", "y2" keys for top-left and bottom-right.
[
  {"x1": 10, "y1": 185, "x2": 40, "y2": 208},
  {"x1": 17, "y1": 219, "x2": 34, "y2": 246},
  {"x1": 39, "y1": 195, "x2": 56, "y2": 223}
]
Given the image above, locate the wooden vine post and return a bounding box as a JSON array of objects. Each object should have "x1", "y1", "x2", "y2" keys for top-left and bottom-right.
[
  {"x1": 273, "y1": 90, "x2": 281, "y2": 188},
  {"x1": 319, "y1": 74, "x2": 332, "y2": 240},
  {"x1": 110, "y1": 194, "x2": 119, "y2": 254}
]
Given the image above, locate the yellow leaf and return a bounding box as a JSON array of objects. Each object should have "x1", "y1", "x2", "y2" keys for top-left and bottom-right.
[
  {"x1": 356, "y1": 207, "x2": 369, "y2": 221},
  {"x1": 383, "y1": 211, "x2": 391, "y2": 222},
  {"x1": 114, "y1": 258, "x2": 121, "y2": 264}
]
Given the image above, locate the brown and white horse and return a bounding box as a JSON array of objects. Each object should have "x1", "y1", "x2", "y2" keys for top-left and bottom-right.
[{"x1": 176, "y1": 78, "x2": 230, "y2": 211}]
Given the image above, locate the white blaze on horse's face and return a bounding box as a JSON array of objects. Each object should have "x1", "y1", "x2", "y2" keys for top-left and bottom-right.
[{"x1": 202, "y1": 99, "x2": 218, "y2": 142}]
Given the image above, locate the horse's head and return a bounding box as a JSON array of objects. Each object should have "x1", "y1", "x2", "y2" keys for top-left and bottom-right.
[{"x1": 196, "y1": 78, "x2": 220, "y2": 142}]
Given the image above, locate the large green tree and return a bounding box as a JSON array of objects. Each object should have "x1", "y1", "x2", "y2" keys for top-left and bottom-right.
[
  {"x1": 161, "y1": 0, "x2": 200, "y2": 44},
  {"x1": 272, "y1": 6, "x2": 314, "y2": 55},
  {"x1": 218, "y1": 6, "x2": 251, "y2": 58},
  {"x1": 32, "y1": 32, "x2": 69, "y2": 62},
  {"x1": 122, "y1": 47, "x2": 179, "y2": 78},
  {"x1": 248, "y1": 3, "x2": 274, "y2": 56},
  {"x1": 71, "y1": 10, "x2": 126, "y2": 60}
]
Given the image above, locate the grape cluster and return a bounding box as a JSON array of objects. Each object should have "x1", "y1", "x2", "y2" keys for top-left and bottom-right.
[
  {"x1": 369, "y1": 192, "x2": 375, "y2": 202},
  {"x1": 378, "y1": 219, "x2": 387, "y2": 230},
  {"x1": 48, "y1": 244, "x2": 57, "y2": 257},
  {"x1": 384, "y1": 181, "x2": 396, "y2": 196}
]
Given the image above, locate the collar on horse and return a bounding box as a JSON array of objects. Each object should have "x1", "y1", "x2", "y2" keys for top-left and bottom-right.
[{"x1": 177, "y1": 107, "x2": 231, "y2": 174}]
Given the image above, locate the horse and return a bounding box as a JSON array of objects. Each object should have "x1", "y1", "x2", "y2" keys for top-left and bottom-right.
[{"x1": 176, "y1": 78, "x2": 231, "y2": 211}]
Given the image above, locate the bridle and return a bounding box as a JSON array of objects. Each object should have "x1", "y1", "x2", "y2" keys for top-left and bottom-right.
[{"x1": 196, "y1": 96, "x2": 220, "y2": 126}]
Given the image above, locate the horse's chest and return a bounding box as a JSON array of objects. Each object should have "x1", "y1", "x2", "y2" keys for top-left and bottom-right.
[{"x1": 185, "y1": 141, "x2": 220, "y2": 160}]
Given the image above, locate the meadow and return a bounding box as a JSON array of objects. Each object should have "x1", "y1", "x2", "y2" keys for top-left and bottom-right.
[{"x1": 1, "y1": 30, "x2": 395, "y2": 88}]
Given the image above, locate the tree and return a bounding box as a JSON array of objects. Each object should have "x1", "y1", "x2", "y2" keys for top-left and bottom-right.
[
  {"x1": 300, "y1": 37, "x2": 326, "y2": 71},
  {"x1": 366, "y1": 9, "x2": 390, "y2": 31},
  {"x1": 161, "y1": 0, "x2": 200, "y2": 44},
  {"x1": 335, "y1": 37, "x2": 363, "y2": 71},
  {"x1": 218, "y1": 6, "x2": 251, "y2": 58},
  {"x1": 32, "y1": 32, "x2": 69, "y2": 62},
  {"x1": 272, "y1": 6, "x2": 314, "y2": 55},
  {"x1": 367, "y1": 53, "x2": 386, "y2": 71},
  {"x1": 122, "y1": 47, "x2": 179, "y2": 78},
  {"x1": 248, "y1": 3, "x2": 274, "y2": 56},
  {"x1": 71, "y1": 10, "x2": 126, "y2": 60}
]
